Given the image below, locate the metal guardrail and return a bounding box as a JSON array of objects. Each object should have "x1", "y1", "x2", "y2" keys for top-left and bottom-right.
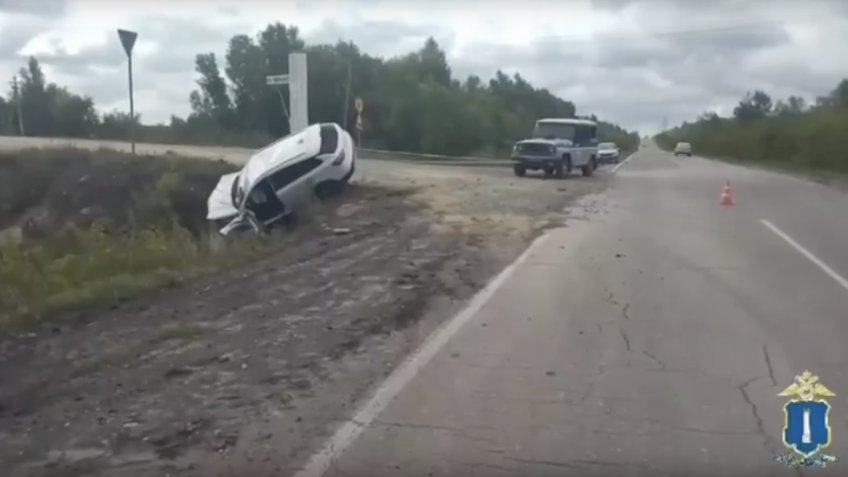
[
  {"x1": 358, "y1": 147, "x2": 510, "y2": 163},
  {"x1": 0, "y1": 135, "x2": 512, "y2": 166}
]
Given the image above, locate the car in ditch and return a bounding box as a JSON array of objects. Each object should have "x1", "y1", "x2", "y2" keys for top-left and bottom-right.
[
  {"x1": 511, "y1": 118, "x2": 599, "y2": 178},
  {"x1": 597, "y1": 141, "x2": 620, "y2": 164},
  {"x1": 206, "y1": 122, "x2": 356, "y2": 235}
]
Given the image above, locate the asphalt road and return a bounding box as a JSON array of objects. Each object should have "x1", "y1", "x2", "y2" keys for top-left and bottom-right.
[{"x1": 292, "y1": 142, "x2": 848, "y2": 477}]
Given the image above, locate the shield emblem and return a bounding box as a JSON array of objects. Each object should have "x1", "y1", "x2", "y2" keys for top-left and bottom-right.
[{"x1": 783, "y1": 399, "x2": 832, "y2": 457}]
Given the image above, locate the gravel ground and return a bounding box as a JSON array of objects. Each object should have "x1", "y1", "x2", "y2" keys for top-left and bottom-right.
[{"x1": 0, "y1": 138, "x2": 611, "y2": 476}]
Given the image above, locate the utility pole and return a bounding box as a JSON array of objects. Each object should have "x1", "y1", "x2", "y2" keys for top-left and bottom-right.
[
  {"x1": 12, "y1": 75, "x2": 24, "y2": 136},
  {"x1": 342, "y1": 60, "x2": 352, "y2": 129}
]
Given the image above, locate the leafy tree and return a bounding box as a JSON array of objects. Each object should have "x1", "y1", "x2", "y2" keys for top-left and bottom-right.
[
  {"x1": 831, "y1": 79, "x2": 848, "y2": 108},
  {"x1": 190, "y1": 53, "x2": 232, "y2": 127},
  {"x1": 49, "y1": 85, "x2": 98, "y2": 137},
  {"x1": 18, "y1": 57, "x2": 52, "y2": 135},
  {"x1": 733, "y1": 90, "x2": 772, "y2": 121},
  {"x1": 225, "y1": 34, "x2": 267, "y2": 133}
]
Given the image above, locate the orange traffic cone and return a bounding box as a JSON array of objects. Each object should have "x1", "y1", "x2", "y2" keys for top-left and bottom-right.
[{"x1": 720, "y1": 181, "x2": 735, "y2": 206}]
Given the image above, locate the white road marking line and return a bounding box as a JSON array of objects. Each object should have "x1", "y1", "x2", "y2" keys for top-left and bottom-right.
[
  {"x1": 761, "y1": 219, "x2": 848, "y2": 292},
  {"x1": 292, "y1": 232, "x2": 551, "y2": 477},
  {"x1": 612, "y1": 151, "x2": 637, "y2": 173}
]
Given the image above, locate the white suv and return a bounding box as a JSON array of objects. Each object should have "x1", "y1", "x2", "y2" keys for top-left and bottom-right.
[
  {"x1": 674, "y1": 142, "x2": 692, "y2": 157},
  {"x1": 511, "y1": 118, "x2": 599, "y2": 178}
]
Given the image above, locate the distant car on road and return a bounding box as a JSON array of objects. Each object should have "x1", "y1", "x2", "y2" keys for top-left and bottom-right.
[
  {"x1": 511, "y1": 118, "x2": 599, "y2": 178},
  {"x1": 597, "y1": 142, "x2": 620, "y2": 164},
  {"x1": 674, "y1": 142, "x2": 692, "y2": 157},
  {"x1": 207, "y1": 122, "x2": 356, "y2": 235}
]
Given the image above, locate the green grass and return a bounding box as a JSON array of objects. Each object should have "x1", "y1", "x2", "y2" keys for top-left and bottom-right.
[{"x1": 0, "y1": 148, "x2": 289, "y2": 329}]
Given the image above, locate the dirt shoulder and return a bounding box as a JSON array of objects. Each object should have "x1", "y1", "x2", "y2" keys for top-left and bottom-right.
[{"x1": 1, "y1": 154, "x2": 609, "y2": 477}]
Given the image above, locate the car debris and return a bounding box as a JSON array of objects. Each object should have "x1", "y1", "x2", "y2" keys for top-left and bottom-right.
[{"x1": 206, "y1": 122, "x2": 357, "y2": 235}]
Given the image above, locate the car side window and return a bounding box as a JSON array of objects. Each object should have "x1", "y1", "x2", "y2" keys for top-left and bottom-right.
[{"x1": 574, "y1": 126, "x2": 598, "y2": 146}]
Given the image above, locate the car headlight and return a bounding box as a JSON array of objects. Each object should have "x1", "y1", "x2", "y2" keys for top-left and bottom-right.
[
  {"x1": 512, "y1": 144, "x2": 519, "y2": 154},
  {"x1": 331, "y1": 149, "x2": 346, "y2": 166}
]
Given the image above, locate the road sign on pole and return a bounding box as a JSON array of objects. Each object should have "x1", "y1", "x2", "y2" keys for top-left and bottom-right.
[
  {"x1": 266, "y1": 74, "x2": 290, "y2": 86},
  {"x1": 117, "y1": 29, "x2": 138, "y2": 155},
  {"x1": 264, "y1": 53, "x2": 308, "y2": 135}
]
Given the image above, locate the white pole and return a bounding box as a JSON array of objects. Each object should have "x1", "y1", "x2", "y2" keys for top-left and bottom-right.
[{"x1": 288, "y1": 52, "x2": 308, "y2": 134}]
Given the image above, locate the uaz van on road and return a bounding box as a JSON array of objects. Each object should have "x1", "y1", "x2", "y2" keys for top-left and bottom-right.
[{"x1": 511, "y1": 118, "x2": 599, "y2": 178}]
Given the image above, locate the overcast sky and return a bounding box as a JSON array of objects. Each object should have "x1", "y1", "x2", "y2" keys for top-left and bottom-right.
[{"x1": 1, "y1": 0, "x2": 847, "y2": 134}]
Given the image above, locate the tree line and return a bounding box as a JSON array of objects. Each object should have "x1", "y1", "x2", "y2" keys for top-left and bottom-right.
[
  {"x1": 656, "y1": 79, "x2": 848, "y2": 173},
  {"x1": 0, "y1": 23, "x2": 639, "y2": 156}
]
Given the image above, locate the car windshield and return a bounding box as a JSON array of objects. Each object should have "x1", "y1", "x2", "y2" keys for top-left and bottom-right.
[
  {"x1": 532, "y1": 122, "x2": 576, "y2": 140},
  {"x1": 598, "y1": 142, "x2": 616, "y2": 149}
]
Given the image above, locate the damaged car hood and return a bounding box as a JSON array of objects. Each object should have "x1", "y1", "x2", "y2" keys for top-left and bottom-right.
[{"x1": 206, "y1": 172, "x2": 240, "y2": 220}]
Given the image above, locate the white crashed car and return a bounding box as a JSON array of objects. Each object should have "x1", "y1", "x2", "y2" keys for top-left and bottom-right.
[{"x1": 207, "y1": 122, "x2": 356, "y2": 235}]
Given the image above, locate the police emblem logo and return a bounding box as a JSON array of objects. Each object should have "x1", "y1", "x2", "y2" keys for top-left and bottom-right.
[{"x1": 774, "y1": 370, "x2": 840, "y2": 468}]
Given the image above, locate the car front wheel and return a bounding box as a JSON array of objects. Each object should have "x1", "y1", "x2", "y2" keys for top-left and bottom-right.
[{"x1": 513, "y1": 165, "x2": 526, "y2": 177}]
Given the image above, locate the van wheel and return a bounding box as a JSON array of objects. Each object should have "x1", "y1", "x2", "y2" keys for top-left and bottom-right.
[
  {"x1": 581, "y1": 162, "x2": 595, "y2": 177},
  {"x1": 543, "y1": 167, "x2": 554, "y2": 179},
  {"x1": 554, "y1": 162, "x2": 564, "y2": 178},
  {"x1": 564, "y1": 156, "x2": 573, "y2": 174},
  {"x1": 513, "y1": 165, "x2": 526, "y2": 177}
]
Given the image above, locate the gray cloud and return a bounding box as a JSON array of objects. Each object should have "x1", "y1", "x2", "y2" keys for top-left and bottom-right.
[
  {"x1": 0, "y1": 13, "x2": 56, "y2": 59},
  {"x1": 305, "y1": 18, "x2": 455, "y2": 58},
  {"x1": 0, "y1": 0, "x2": 67, "y2": 19},
  {"x1": 136, "y1": 16, "x2": 244, "y2": 74},
  {"x1": 3, "y1": 0, "x2": 847, "y2": 133}
]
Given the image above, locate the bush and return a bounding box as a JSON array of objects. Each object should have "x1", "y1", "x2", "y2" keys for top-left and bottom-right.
[{"x1": 0, "y1": 148, "x2": 280, "y2": 328}]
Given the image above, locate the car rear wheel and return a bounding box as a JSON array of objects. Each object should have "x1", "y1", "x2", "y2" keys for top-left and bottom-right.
[
  {"x1": 581, "y1": 160, "x2": 595, "y2": 177},
  {"x1": 314, "y1": 180, "x2": 346, "y2": 200},
  {"x1": 513, "y1": 165, "x2": 526, "y2": 177}
]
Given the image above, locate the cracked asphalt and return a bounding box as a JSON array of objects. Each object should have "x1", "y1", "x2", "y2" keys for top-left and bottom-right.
[{"x1": 301, "y1": 142, "x2": 848, "y2": 477}]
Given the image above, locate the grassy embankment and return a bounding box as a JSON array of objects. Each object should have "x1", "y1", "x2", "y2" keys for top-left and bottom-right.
[{"x1": 0, "y1": 148, "x2": 286, "y2": 329}]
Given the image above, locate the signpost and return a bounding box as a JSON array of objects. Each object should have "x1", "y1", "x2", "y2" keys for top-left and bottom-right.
[
  {"x1": 354, "y1": 97, "x2": 364, "y2": 147},
  {"x1": 265, "y1": 52, "x2": 309, "y2": 135},
  {"x1": 117, "y1": 28, "x2": 138, "y2": 155},
  {"x1": 266, "y1": 74, "x2": 291, "y2": 125}
]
